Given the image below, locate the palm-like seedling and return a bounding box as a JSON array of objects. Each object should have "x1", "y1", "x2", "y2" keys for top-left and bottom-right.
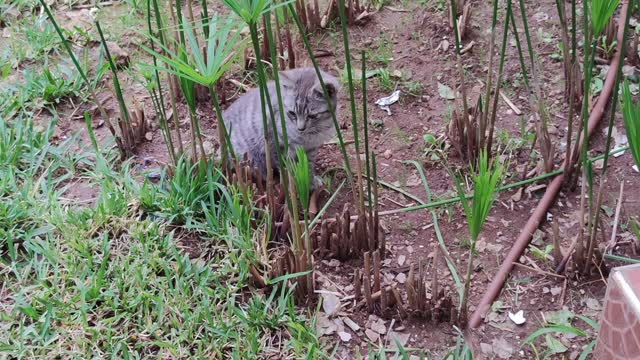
[
  {"x1": 142, "y1": 14, "x2": 245, "y2": 165},
  {"x1": 450, "y1": 150, "x2": 502, "y2": 325}
]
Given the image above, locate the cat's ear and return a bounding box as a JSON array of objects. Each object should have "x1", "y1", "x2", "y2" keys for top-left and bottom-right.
[
  {"x1": 279, "y1": 71, "x2": 295, "y2": 89},
  {"x1": 313, "y1": 82, "x2": 337, "y2": 100}
]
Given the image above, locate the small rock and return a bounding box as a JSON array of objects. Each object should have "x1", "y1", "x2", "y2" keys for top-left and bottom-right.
[
  {"x1": 365, "y1": 329, "x2": 380, "y2": 342},
  {"x1": 623, "y1": 65, "x2": 637, "y2": 77},
  {"x1": 338, "y1": 331, "x2": 352, "y2": 342},
  {"x1": 384, "y1": 149, "x2": 393, "y2": 159},
  {"x1": 397, "y1": 255, "x2": 406, "y2": 266},
  {"x1": 550, "y1": 286, "x2": 562, "y2": 296},
  {"x1": 145, "y1": 132, "x2": 153, "y2": 141},
  {"x1": 584, "y1": 298, "x2": 601, "y2": 311},
  {"x1": 396, "y1": 273, "x2": 407, "y2": 284}
]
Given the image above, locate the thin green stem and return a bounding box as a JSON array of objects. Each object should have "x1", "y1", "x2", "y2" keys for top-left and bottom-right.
[
  {"x1": 604, "y1": 254, "x2": 640, "y2": 264},
  {"x1": 336, "y1": 0, "x2": 366, "y2": 215},
  {"x1": 571, "y1": 0, "x2": 577, "y2": 63},
  {"x1": 152, "y1": 0, "x2": 183, "y2": 157},
  {"x1": 362, "y1": 51, "x2": 372, "y2": 212},
  {"x1": 381, "y1": 167, "x2": 563, "y2": 216},
  {"x1": 487, "y1": 0, "x2": 512, "y2": 156},
  {"x1": 96, "y1": 21, "x2": 133, "y2": 149},
  {"x1": 517, "y1": 0, "x2": 534, "y2": 67},
  {"x1": 263, "y1": 13, "x2": 295, "y2": 217},
  {"x1": 509, "y1": 5, "x2": 530, "y2": 89},
  {"x1": 146, "y1": 0, "x2": 176, "y2": 164}
]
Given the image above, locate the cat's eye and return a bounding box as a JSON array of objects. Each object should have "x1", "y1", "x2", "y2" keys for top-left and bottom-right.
[
  {"x1": 307, "y1": 114, "x2": 317, "y2": 120},
  {"x1": 287, "y1": 111, "x2": 296, "y2": 120}
]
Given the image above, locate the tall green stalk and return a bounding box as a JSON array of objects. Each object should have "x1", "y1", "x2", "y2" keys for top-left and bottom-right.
[
  {"x1": 509, "y1": 5, "x2": 530, "y2": 89},
  {"x1": 96, "y1": 21, "x2": 134, "y2": 151},
  {"x1": 486, "y1": 0, "x2": 512, "y2": 156},
  {"x1": 336, "y1": 0, "x2": 366, "y2": 215},
  {"x1": 263, "y1": 13, "x2": 295, "y2": 218},
  {"x1": 517, "y1": 0, "x2": 534, "y2": 67},
  {"x1": 362, "y1": 51, "x2": 372, "y2": 212},
  {"x1": 248, "y1": 23, "x2": 276, "y2": 208}
]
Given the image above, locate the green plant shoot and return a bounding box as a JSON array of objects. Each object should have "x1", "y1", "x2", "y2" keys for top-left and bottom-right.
[
  {"x1": 621, "y1": 79, "x2": 640, "y2": 169},
  {"x1": 591, "y1": 0, "x2": 620, "y2": 37},
  {"x1": 289, "y1": 147, "x2": 311, "y2": 211}
]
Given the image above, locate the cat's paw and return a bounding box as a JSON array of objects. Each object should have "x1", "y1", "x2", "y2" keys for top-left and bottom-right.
[{"x1": 310, "y1": 175, "x2": 324, "y2": 192}]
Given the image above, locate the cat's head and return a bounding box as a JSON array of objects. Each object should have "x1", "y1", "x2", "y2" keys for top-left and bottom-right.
[{"x1": 279, "y1": 68, "x2": 338, "y2": 137}]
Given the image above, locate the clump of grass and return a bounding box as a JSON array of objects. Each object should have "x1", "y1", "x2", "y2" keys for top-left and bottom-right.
[
  {"x1": 523, "y1": 310, "x2": 598, "y2": 359},
  {"x1": 0, "y1": 116, "x2": 320, "y2": 358}
]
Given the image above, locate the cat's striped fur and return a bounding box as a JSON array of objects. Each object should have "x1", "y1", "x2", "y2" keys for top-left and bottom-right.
[{"x1": 222, "y1": 67, "x2": 339, "y2": 190}]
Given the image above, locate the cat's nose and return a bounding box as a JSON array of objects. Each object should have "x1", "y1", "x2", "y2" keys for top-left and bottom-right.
[{"x1": 296, "y1": 119, "x2": 306, "y2": 131}]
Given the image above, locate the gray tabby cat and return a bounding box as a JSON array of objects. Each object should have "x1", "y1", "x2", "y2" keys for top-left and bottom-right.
[{"x1": 222, "y1": 67, "x2": 339, "y2": 190}]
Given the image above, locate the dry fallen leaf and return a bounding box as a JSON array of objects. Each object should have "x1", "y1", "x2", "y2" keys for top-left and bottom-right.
[
  {"x1": 365, "y1": 329, "x2": 380, "y2": 342},
  {"x1": 511, "y1": 188, "x2": 523, "y2": 202},
  {"x1": 493, "y1": 338, "x2": 514, "y2": 359},
  {"x1": 370, "y1": 319, "x2": 387, "y2": 334},
  {"x1": 316, "y1": 312, "x2": 337, "y2": 336},
  {"x1": 389, "y1": 331, "x2": 411, "y2": 349},
  {"x1": 321, "y1": 293, "x2": 341, "y2": 317},
  {"x1": 476, "y1": 239, "x2": 487, "y2": 253}
]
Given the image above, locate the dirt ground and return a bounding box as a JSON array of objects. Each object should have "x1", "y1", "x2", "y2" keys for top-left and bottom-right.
[{"x1": 39, "y1": 0, "x2": 640, "y2": 358}]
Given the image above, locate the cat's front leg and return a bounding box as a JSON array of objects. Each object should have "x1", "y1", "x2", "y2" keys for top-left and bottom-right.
[{"x1": 306, "y1": 148, "x2": 323, "y2": 192}]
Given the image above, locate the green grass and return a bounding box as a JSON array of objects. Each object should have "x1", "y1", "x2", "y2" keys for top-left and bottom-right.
[
  {"x1": 1, "y1": 15, "x2": 61, "y2": 67},
  {"x1": 0, "y1": 117, "x2": 321, "y2": 358},
  {"x1": 0, "y1": 60, "x2": 95, "y2": 119},
  {"x1": 366, "y1": 34, "x2": 393, "y2": 67}
]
